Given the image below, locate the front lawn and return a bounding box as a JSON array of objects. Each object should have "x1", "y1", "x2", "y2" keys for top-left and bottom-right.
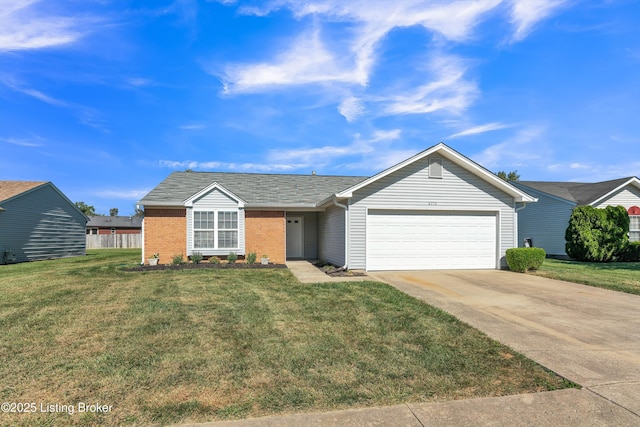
[
  {"x1": 0, "y1": 250, "x2": 572, "y2": 425},
  {"x1": 531, "y1": 258, "x2": 640, "y2": 295}
]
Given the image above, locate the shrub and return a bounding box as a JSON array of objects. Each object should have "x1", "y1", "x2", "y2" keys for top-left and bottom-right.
[
  {"x1": 191, "y1": 251, "x2": 203, "y2": 264},
  {"x1": 565, "y1": 205, "x2": 629, "y2": 262},
  {"x1": 171, "y1": 254, "x2": 184, "y2": 265},
  {"x1": 209, "y1": 256, "x2": 220, "y2": 265},
  {"x1": 227, "y1": 252, "x2": 237, "y2": 264},
  {"x1": 506, "y1": 248, "x2": 546, "y2": 273},
  {"x1": 621, "y1": 242, "x2": 640, "y2": 262},
  {"x1": 246, "y1": 251, "x2": 257, "y2": 264}
]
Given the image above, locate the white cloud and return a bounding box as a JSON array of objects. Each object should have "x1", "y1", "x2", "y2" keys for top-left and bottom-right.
[
  {"x1": 379, "y1": 54, "x2": 478, "y2": 116},
  {"x1": 0, "y1": 136, "x2": 44, "y2": 147},
  {"x1": 157, "y1": 159, "x2": 304, "y2": 172},
  {"x1": 0, "y1": 0, "x2": 90, "y2": 51},
  {"x1": 96, "y1": 189, "x2": 153, "y2": 200},
  {"x1": 473, "y1": 125, "x2": 547, "y2": 169},
  {"x1": 338, "y1": 96, "x2": 365, "y2": 122},
  {"x1": 267, "y1": 128, "x2": 402, "y2": 164},
  {"x1": 221, "y1": 29, "x2": 362, "y2": 93},
  {"x1": 448, "y1": 122, "x2": 509, "y2": 138},
  {"x1": 179, "y1": 123, "x2": 207, "y2": 130},
  {"x1": 509, "y1": 0, "x2": 568, "y2": 41}
]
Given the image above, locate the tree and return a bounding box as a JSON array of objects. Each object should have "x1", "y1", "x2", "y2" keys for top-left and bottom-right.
[
  {"x1": 132, "y1": 204, "x2": 144, "y2": 217},
  {"x1": 565, "y1": 205, "x2": 629, "y2": 262},
  {"x1": 75, "y1": 201, "x2": 96, "y2": 217},
  {"x1": 496, "y1": 170, "x2": 520, "y2": 181},
  {"x1": 109, "y1": 208, "x2": 119, "y2": 216}
]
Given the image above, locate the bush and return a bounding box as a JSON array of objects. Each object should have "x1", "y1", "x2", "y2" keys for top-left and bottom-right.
[
  {"x1": 621, "y1": 242, "x2": 640, "y2": 262},
  {"x1": 171, "y1": 254, "x2": 184, "y2": 265},
  {"x1": 246, "y1": 251, "x2": 257, "y2": 264},
  {"x1": 191, "y1": 251, "x2": 203, "y2": 264},
  {"x1": 506, "y1": 248, "x2": 546, "y2": 273},
  {"x1": 227, "y1": 252, "x2": 237, "y2": 264},
  {"x1": 565, "y1": 205, "x2": 629, "y2": 262},
  {"x1": 209, "y1": 256, "x2": 220, "y2": 265}
]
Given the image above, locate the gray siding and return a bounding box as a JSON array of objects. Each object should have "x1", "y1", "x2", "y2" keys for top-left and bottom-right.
[
  {"x1": 287, "y1": 212, "x2": 318, "y2": 259},
  {"x1": 318, "y1": 205, "x2": 345, "y2": 266},
  {"x1": 0, "y1": 185, "x2": 86, "y2": 263},
  {"x1": 515, "y1": 187, "x2": 575, "y2": 256},
  {"x1": 186, "y1": 188, "x2": 245, "y2": 256},
  {"x1": 348, "y1": 155, "x2": 516, "y2": 269},
  {"x1": 593, "y1": 186, "x2": 640, "y2": 209}
]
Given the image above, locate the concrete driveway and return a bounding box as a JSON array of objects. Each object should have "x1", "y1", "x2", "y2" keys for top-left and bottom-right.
[{"x1": 368, "y1": 270, "x2": 640, "y2": 418}]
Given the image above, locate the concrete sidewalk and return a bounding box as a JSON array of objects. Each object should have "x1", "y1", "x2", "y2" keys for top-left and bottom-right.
[
  {"x1": 180, "y1": 388, "x2": 638, "y2": 426},
  {"x1": 286, "y1": 260, "x2": 372, "y2": 283}
]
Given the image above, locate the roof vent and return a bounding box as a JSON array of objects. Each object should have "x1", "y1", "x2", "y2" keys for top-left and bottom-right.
[{"x1": 312, "y1": 171, "x2": 316, "y2": 175}]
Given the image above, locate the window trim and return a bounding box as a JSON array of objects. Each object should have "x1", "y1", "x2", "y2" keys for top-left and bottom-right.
[
  {"x1": 630, "y1": 215, "x2": 640, "y2": 242},
  {"x1": 192, "y1": 209, "x2": 240, "y2": 250}
]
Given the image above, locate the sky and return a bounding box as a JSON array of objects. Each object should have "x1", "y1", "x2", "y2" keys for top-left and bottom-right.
[{"x1": 1, "y1": 0, "x2": 639, "y2": 216}]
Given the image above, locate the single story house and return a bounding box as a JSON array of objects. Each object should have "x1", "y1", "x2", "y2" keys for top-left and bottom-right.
[
  {"x1": 139, "y1": 143, "x2": 537, "y2": 270},
  {"x1": 513, "y1": 177, "x2": 640, "y2": 256},
  {"x1": 86, "y1": 215, "x2": 143, "y2": 235},
  {"x1": 0, "y1": 181, "x2": 87, "y2": 264}
]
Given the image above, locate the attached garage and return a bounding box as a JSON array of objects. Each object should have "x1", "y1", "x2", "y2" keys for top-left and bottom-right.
[{"x1": 366, "y1": 210, "x2": 498, "y2": 271}]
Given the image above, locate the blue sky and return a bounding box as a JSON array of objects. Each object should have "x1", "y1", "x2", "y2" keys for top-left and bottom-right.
[{"x1": 1, "y1": 0, "x2": 639, "y2": 215}]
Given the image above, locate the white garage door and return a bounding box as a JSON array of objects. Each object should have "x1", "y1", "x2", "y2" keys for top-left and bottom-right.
[{"x1": 366, "y1": 210, "x2": 497, "y2": 271}]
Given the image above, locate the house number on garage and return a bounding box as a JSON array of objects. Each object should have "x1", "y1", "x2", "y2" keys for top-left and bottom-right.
[{"x1": 426, "y1": 202, "x2": 438, "y2": 206}]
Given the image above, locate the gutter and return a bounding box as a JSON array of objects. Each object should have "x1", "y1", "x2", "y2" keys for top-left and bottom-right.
[{"x1": 333, "y1": 198, "x2": 349, "y2": 270}]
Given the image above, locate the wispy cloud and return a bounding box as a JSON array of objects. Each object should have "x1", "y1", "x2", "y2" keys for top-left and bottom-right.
[
  {"x1": 267, "y1": 128, "x2": 402, "y2": 165},
  {"x1": 473, "y1": 125, "x2": 547, "y2": 169},
  {"x1": 0, "y1": 136, "x2": 44, "y2": 147},
  {"x1": 448, "y1": 122, "x2": 510, "y2": 138},
  {"x1": 378, "y1": 54, "x2": 478, "y2": 116},
  {"x1": 509, "y1": 0, "x2": 568, "y2": 41},
  {"x1": 96, "y1": 189, "x2": 153, "y2": 200},
  {"x1": 338, "y1": 96, "x2": 365, "y2": 122},
  {"x1": 179, "y1": 123, "x2": 207, "y2": 130},
  {"x1": 157, "y1": 160, "x2": 304, "y2": 172},
  {"x1": 0, "y1": 0, "x2": 92, "y2": 51}
]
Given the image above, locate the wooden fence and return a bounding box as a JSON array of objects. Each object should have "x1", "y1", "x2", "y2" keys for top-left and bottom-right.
[{"x1": 86, "y1": 234, "x2": 141, "y2": 249}]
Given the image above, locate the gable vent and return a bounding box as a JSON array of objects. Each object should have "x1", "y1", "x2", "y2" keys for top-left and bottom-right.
[{"x1": 429, "y1": 158, "x2": 443, "y2": 178}]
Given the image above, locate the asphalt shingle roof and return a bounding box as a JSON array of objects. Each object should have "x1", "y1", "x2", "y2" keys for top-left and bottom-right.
[
  {"x1": 517, "y1": 177, "x2": 635, "y2": 205},
  {"x1": 87, "y1": 215, "x2": 143, "y2": 228},
  {"x1": 140, "y1": 171, "x2": 368, "y2": 207},
  {"x1": 0, "y1": 181, "x2": 47, "y2": 203}
]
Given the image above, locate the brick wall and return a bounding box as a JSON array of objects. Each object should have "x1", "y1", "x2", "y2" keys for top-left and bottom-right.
[
  {"x1": 245, "y1": 211, "x2": 285, "y2": 264},
  {"x1": 144, "y1": 208, "x2": 186, "y2": 265}
]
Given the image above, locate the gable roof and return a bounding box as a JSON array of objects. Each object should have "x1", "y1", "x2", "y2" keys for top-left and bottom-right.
[
  {"x1": 87, "y1": 215, "x2": 143, "y2": 228},
  {"x1": 0, "y1": 181, "x2": 47, "y2": 203},
  {"x1": 141, "y1": 143, "x2": 537, "y2": 208},
  {"x1": 335, "y1": 143, "x2": 537, "y2": 203},
  {"x1": 140, "y1": 172, "x2": 368, "y2": 207},
  {"x1": 516, "y1": 177, "x2": 640, "y2": 206}
]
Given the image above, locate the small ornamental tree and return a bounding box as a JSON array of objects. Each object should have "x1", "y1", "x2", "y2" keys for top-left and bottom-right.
[{"x1": 565, "y1": 205, "x2": 629, "y2": 262}]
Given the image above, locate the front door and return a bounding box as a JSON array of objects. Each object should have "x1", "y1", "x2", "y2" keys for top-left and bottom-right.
[{"x1": 286, "y1": 216, "x2": 304, "y2": 259}]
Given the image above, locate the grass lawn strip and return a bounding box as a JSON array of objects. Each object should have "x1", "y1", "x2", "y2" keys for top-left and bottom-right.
[
  {"x1": 531, "y1": 258, "x2": 640, "y2": 295},
  {"x1": 0, "y1": 250, "x2": 573, "y2": 426}
]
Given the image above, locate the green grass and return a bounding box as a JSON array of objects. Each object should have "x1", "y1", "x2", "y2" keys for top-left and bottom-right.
[
  {"x1": 531, "y1": 258, "x2": 640, "y2": 295},
  {"x1": 0, "y1": 250, "x2": 572, "y2": 425}
]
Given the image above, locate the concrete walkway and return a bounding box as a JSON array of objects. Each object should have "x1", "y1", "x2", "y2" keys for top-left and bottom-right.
[
  {"x1": 285, "y1": 260, "x2": 372, "y2": 283},
  {"x1": 180, "y1": 269, "x2": 640, "y2": 426}
]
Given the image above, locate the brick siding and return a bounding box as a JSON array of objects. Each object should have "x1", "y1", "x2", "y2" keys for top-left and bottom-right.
[
  {"x1": 245, "y1": 211, "x2": 285, "y2": 264},
  {"x1": 144, "y1": 208, "x2": 186, "y2": 265}
]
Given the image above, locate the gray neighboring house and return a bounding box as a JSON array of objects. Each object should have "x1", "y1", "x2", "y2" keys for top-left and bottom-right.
[
  {"x1": 140, "y1": 143, "x2": 536, "y2": 270},
  {"x1": 0, "y1": 181, "x2": 87, "y2": 264},
  {"x1": 513, "y1": 177, "x2": 640, "y2": 256}
]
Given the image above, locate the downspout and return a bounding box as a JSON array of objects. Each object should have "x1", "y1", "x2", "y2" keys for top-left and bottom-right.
[
  {"x1": 514, "y1": 202, "x2": 528, "y2": 248},
  {"x1": 333, "y1": 198, "x2": 349, "y2": 269},
  {"x1": 139, "y1": 204, "x2": 145, "y2": 265}
]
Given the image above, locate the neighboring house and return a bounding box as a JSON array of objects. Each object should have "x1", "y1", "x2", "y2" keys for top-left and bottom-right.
[
  {"x1": 513, "y1": 177, "x2": 640, "y2": 256},
  {"x1": 0, "y1": 181, "x2": 87, "y2": 264},
  {"x1": 139, "y1": 143, "x2": 536, "y2": 270},
  {"x1": 86, "y1": 215, "x2": 142, "y2": 235}
]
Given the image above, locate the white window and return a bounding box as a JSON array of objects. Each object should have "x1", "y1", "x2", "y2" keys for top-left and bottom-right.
[
  {"x1": 193, "y1": 210, "x2": 238, "y2": 249},
  {"x1": 630, "y1": 216, "x2": 640, "y2": 242}
]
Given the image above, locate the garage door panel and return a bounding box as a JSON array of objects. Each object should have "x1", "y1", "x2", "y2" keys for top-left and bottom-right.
[{"x1": 366, "y1": 210, "x2": 497, "y2": 271}]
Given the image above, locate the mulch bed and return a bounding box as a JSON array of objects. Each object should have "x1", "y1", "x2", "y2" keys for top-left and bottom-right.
[{"x1": 126, "y1": 263, "x2": 287, "y2": 272}]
